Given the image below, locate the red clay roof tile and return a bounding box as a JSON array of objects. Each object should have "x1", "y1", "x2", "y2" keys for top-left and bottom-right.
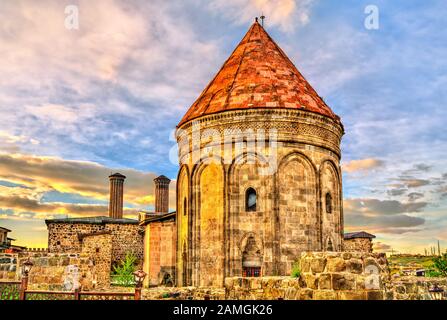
[{"x1": 178, "y1": 21, "x2": 340, "y2": 127}]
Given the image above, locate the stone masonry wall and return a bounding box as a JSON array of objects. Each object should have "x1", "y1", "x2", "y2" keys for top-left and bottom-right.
[
  {"x1": 1, "y1": 251, "x2": 111, "y2": 291},
  {"x1": 390, "y1": 276, "x2": 447, "y2": 300},
  {"x1": 344, "y1": 238, "x2": 373, "y2": 253},
  {"x1": 105, "y1": 223, "x2": 144, "y2": 267},
  {"x1": 225, "y1": 252, "x2": 390, "y2": 300},
  {"x1": 18, "y1": 252, "x2": 94, "y2": 291},
  {"x1": 80, "y1": 233, "x2": 112, "y2": 288},
  {"x1": 146, "y1": 220, "x2": 176, "y2": 287},
  {"x1": 47, "y1": 222, "x2": 143, "y2": 267}
]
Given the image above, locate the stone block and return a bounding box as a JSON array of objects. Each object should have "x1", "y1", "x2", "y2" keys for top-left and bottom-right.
[
  {"x1": 337, "y1": 290, "x2": 365, "y2": 300},
  {"x1": 318, "y1": 273, "x2": 332, "y2": 290},
  {"x1": 303, "y1": 273, "x2": 318, "y2": 289},
  {"x1": 395, "y1": 285, "x2": 406, "y2": 294},
  {"x1": 299, "y1": 288, "x2": 313, "y2": 300},
  {"x1": 61, "y1": 256, "x2": 70, "y2": 266},
  {"x1": 48, "y1": 257, "x2": 59, "y2": 267},
  {"x1": 366, "y1": 290, "x2": 384, "y2": 300},
  {"x1": 347, "y1": 258, "x2": 363, "y2": 274},
  {"x1": 300, "y1": 258, "x2": 311, "y2": 273},
  {"x1": 284, "y1": 287, "x2": 297, "y2": 300},
  {"x1": 224, "y1": 277, "x2": 234, "y2": 289},
  {"x1": 313, "y1": 290, "x2": 337, "y2": 300},
  {"x1": 327, "y1": 258, "x2": 346, "y2": 272},
  {"x1": 342, "y1": 252, "x2": 352, "y2": 260},
  {"x1": 40, "y1": 258, "x2": 49, "y2": 267},
  {"x1": 406, "y1": 283, "x2": 419, "y2": 295},
  {"x1": 250, "y1": 278, "x2": 262, "y2": 289},
  {"x1": 310, "y1": 257, "x2": 326, "y2": 273},
  {"x1": 298, "y1": 275, "x2": 307, "y2": 288},
  {"x1": 332, "y1": 273, "x2": 355, "y2": 290}
]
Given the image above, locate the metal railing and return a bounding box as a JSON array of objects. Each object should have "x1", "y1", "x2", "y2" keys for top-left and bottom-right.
[{"x1": 1, "y1": 275, "x2": 141, "y2": 300}]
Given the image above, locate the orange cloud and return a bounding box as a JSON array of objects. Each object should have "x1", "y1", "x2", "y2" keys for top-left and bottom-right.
[
  {"x1": 342, "y1": 158, "x2": 384, "y2": 173},
  {"x1": 373, "y1": 242, "x2": 392, "y2": 253},
  {"x1": 0, "y1": 152, "x2": 176, "y2": 221}
]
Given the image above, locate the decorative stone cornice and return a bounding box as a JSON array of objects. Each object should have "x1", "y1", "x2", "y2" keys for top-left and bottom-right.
[{"x1": 176, "y1": 108, "x2": 344, "y2": 160}]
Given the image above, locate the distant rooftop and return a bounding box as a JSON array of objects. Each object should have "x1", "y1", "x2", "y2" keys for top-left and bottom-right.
[
  {"x1": 139, "y1": 211, "x2": 176, "y2": 225},
  {"x1": 45, "y1": 216, "x2": 138, "y2": 225},
  {"x1": 109, "y1": 172, "x2": 126, "y2": 179},
  {"x1": 344, "y1": 231, "x2": 376, "y2": 240},
  {"x1": 154, "y1": 175, "x2": 171, "y2": 182},
  {"x1": 0, "y1": 226, "x2": 12, "y2": 232}
]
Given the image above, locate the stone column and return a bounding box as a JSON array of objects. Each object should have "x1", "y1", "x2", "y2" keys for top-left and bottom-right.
[
  {"x1": 154, "y1": 175, "x2": 171, "y2": 213},
  {"x1": 108, "y1": 173, "x2": 126, "y2": 219}
]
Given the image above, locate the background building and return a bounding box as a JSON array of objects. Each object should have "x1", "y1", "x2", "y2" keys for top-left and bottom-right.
[
  {"x1": 139, "y1": 175, "x2": 176, "y2": 287},
  {"x1": 343, "y1": 231, "x2": 376, "y2": 253},
  {"x1": 45, "y1": 173, "x2": 144, "y2": 267},
  {"x1": 0, "y1": 226, "x2": 26, "y2": 253}
]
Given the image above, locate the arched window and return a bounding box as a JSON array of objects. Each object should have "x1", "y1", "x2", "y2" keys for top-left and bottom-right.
[
  {"x1": 245, "y1": 188, "x2": 257, "y2": 212},
  {"x1": 183, "y1": 198, "x2": 187, "y2": 216},
  {"x1": 325, "y1": 192, "x2": 332, "y2": 214}
]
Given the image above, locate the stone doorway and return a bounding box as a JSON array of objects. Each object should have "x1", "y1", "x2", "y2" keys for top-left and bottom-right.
[{"x1": 242, "y1": 235, "x2": 262, "y2": 277}]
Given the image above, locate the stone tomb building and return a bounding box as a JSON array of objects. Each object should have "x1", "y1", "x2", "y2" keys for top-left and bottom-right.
[{"x1": 175, "y1": 20, "x2": 344, "y2": 287}]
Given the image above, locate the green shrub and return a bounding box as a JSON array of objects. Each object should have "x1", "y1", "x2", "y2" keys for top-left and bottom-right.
[
  {"x1": 112, "y1": 252, "x2": 137, "y2": 287},
  {"x1": 291, "y1": 262, "x2": 301, "y2": 278},
  {"x1": 432, "y1": 253, "x2": 447, "y2": 277},
  {"x1": 426, "y1": 269, "x2": 442, "y2": 278}
]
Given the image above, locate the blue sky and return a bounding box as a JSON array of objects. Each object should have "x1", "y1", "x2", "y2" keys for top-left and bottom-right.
[{"x1": 0, "y1": 0, "x2": 446, "y2": 253}]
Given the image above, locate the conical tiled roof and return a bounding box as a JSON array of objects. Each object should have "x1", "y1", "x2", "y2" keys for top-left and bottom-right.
[{"x1": 178, "y1": 20, "x2": 340, "y2": 127}]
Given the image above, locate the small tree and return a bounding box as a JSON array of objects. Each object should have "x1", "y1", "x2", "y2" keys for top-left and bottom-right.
[
  {"x1": 432, "y1": 253, "x2": 447, "y2": 277},
  {"x1": 112, "y1": 252, "x2": 137, "y2": 287}
]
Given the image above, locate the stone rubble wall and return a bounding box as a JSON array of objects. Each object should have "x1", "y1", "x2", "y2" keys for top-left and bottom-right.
[
  {"x1": 142, "y1": 286, "x2": 225, "y2": 300},
  {"x1": 104, "y1": 223, "x2": 144, "y2": 267},
  {"x1": 140, "y1": 252, "x2": 446, "y2": 300},
  {"x1": 80, "y1": 233, "x2": 112, "y2": 289},
  {"x1": 47, "y1": 222, "x2": 144, "y2": 267},
  {"x1": 3, "y1": 250, "x2": 446, "y2": 300},
  {"x1": 0, "y1": 250, "x2": 111, "y2": 291},
  {"x1": 19, "y1": 252, "x2": 94, "y2": 291},
  {"x1": 225, "y1": 251, "x2": 390, "y2": 300},
  {"x1": 343, "y1": 238, "x2": 373, "y2": 253},
  {"x1": 390, "y1": 276, "x2": 447, "y2": 300}
]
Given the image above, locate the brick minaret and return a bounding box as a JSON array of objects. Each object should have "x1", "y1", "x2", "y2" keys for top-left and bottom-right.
[
  {"x1": 109, "y1": 173, "x2": 126, "y2": 219},
  {"x1": 154, "y1": 175, "x2": 171, "y2": 213}
]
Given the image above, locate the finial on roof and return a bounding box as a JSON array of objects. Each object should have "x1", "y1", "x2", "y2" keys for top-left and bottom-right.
[
  {"x1": 255, "y1": 17, "x2": 258, "y2": 23},
  {"x1": 260, "y1": 14, "x2": 265, "y2": 27}
]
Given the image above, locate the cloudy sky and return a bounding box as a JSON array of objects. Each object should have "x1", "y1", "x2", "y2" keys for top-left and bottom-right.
[{"x1": 0, "y1": 0, "x2": 446, "y2": 253}]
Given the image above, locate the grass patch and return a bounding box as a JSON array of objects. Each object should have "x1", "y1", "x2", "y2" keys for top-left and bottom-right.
[{"x1": 291, "y1": 262, "x2": 301, "y2": 278}]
